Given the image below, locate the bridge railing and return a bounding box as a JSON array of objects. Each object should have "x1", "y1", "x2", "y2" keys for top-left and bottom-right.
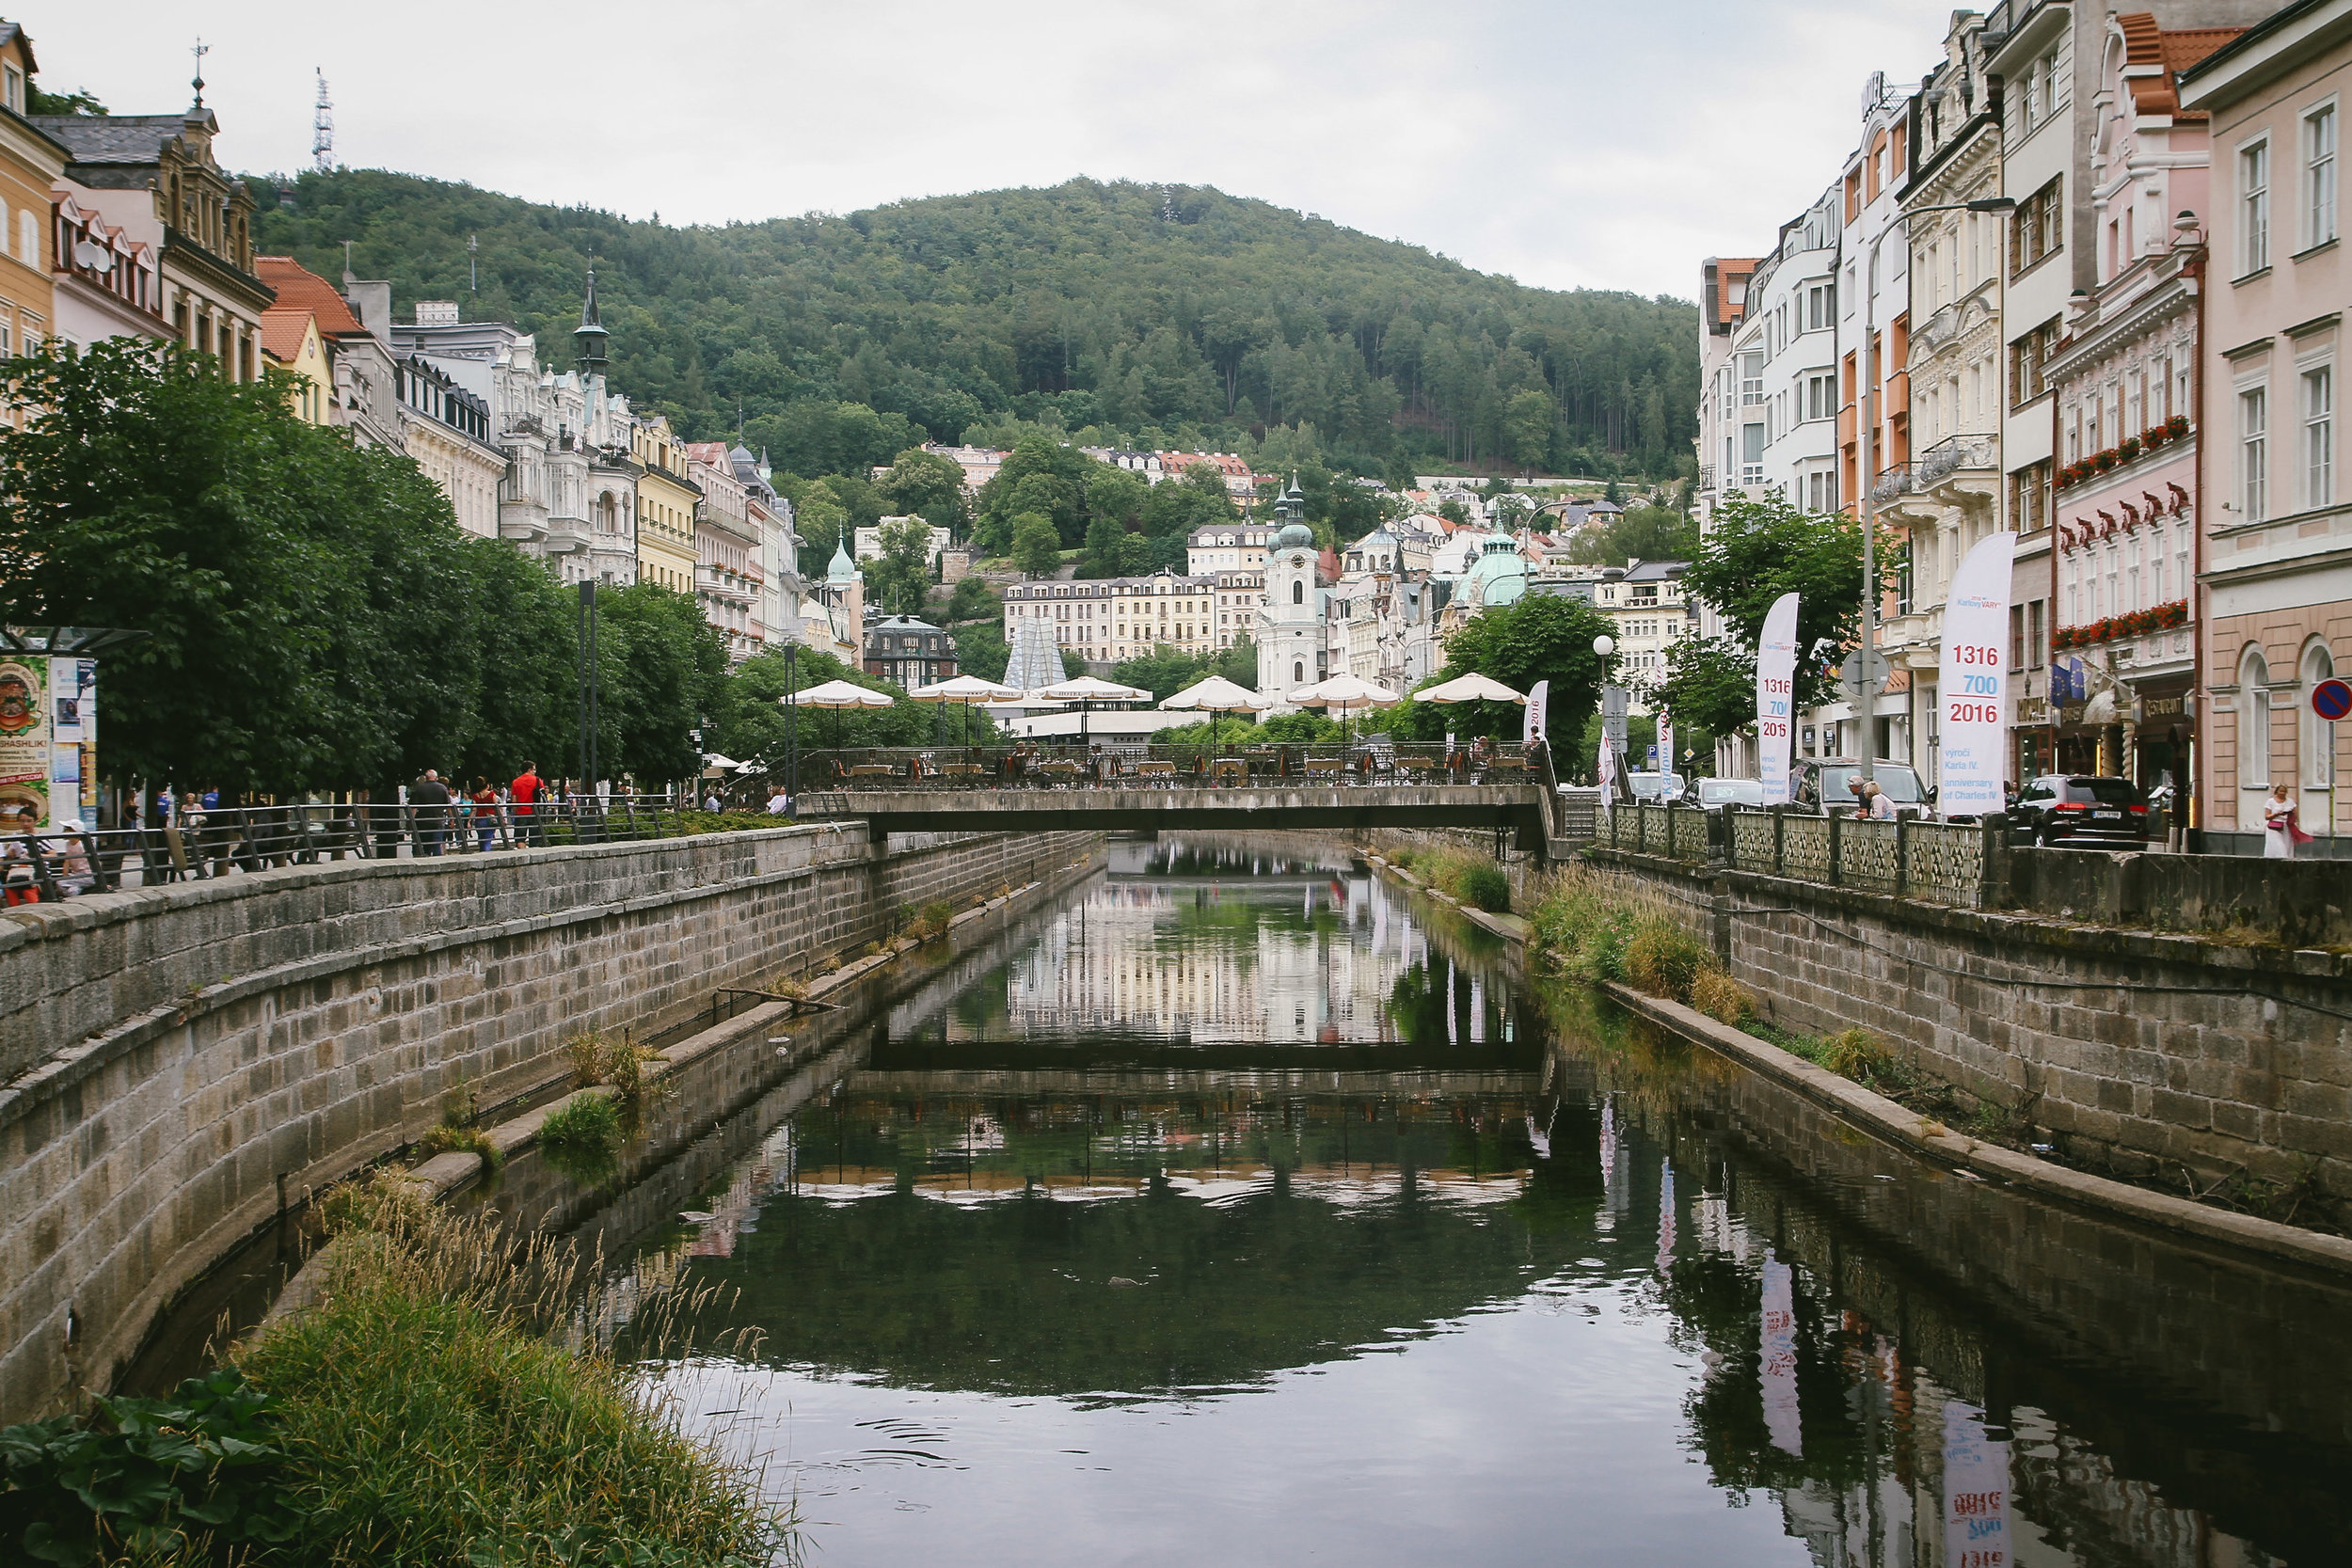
[
  {"x1": 768, "y1": 740, "x2": 1541, "y2": 793},
  {"x1": 0, "y1": 794, "x2": 708, "y2": 902}
]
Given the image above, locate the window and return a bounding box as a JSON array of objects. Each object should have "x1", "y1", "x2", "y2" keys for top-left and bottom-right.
[
  {"x1": 2305, "y1": 641, "x2": 2338, "y2": 796},
  {"x1": 1804, "y1": 372, "x2": 1834, "y2": 421},
  {"x1": 2306, "y1": 103, "x2": 2338, "y2": 251},
  {"x1": 2010, "y1": 605, "x2": 2026, "y2": 672},
  {"x1": 2010, "y1": 179, "x2": 2062, "y2": 277},
  {"x1": 1291, "y1": 579, "x2": 1303, "y2": 605},
  {"x1": 1740, "y1": 423, "x2": 1765, "y2": 485},
  {"x1": 2010, "y1": 318, "x2": 2058, "y2": 406},
  {"x1": 1805, "y1": 282, "x2": 1835, "y2": 331},
  {"x1": 2240, "y1": 139, "x2": 2271, "y2": 275},
  {"x1": 2026, "y1": 600, "x2": 2045, "y2": 669},
  {"x1": 2010, "y1": 462, "x2": 2050, "y2": 535},
  {"x1": 1804, "y1": 469, "x2": 1838, "y2": 514},
  {"x1": 2239, "y1": 386, "x2": 2268, "y2": 522},
  {"x1": 1, "y1": 64, "x2": 19, "y2": 114},
  {"x1": 2305, "y1": 365, "x2": 2334, "y2": 509},
  {"x1": 12, "y1": 210, "x2": 30, "y2": 268},
  {"x1": 1739, "y1": 352, "x2": 1764, "y2": 405},
  {"x1": 2241, "y1": 646, "x2": 2273, "y2": 791}
]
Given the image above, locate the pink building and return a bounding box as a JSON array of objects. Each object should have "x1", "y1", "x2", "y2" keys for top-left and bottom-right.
[
  {"x1": 2181, "y1": 0, "x2": 2351, "y2": 851},
  {"x1": 2040, "y1": 13, "x2": 2239, "y2": 808}
]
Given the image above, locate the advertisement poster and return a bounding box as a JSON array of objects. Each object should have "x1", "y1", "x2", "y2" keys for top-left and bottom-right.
[
  {"x1": 1937, "y1": 533, "x2": 2019, "y2": 816},
  {"x1": 1756, "y1": 593, "x2": 1801, "y2": 804},
  {"x1": 0, "y1": 657, "x2": 48, "y2": 832},
  {"x1": 1522, "y1": 679, "x2": 1548, "y2": 745}
]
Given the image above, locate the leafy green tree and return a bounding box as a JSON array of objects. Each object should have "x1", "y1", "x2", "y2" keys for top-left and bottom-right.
[
  {"x1": 1564, "y1": 501, "x2": 1700, "y2": 566},
  {"x1": 1437, "y1": 593, "x2": 1616, "y2": 743},
  {"x1": 777, "y1": 475, "x2": 850, "y2": 565},
  {"x1": 1260, "y1": 711, "x2": 1345, "y2": 743},
  {"x1": 1138, "y1": 465, "x2": 1237, "y2": 540},
  {"x1": 1011, "y1": 513, "x2": 1063, "y2": 578},
  {"x1": 864, "y1": 515, "x2": 935, "y2": 613},
  {"x1": 592, "y1": 583, "x2": 733, "y2": 784},
  {"x1": 1060, "y1": 647, "x2": 1088, "y2": 678},
  {"x1": 1502, "y1": 388, "x2": 1555, "y2": 471},
  {"x1": 1079, "y1": 513, "x2": 1127, "y2": 579},
  {"x1": 1654, "y1": 491, "x2": 1876, "y2": 733},
  {"x1": 1214, "y1": 635, "x2": 1257, "y2": 689},
  {"x1": 1117, "y1": 533, "x2": 1155, "y2": 575},
  {"x1": 945, "y1": 576, "x2": 998, "y2": 625},
  {"x1": 953, "y1": 621, "x2": 1009, "y2": 682},
  {"x1": 976, "y1": 436, "x2": 1095, "y2": 551},
  {"x1": 879, "y1": 447, "x2": 969, "y2": 530},
  {"x1": 1111, "y1": 645, "x2": 1211, "y2": 702}
]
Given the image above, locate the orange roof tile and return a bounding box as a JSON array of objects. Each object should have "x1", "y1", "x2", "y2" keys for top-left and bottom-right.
[
  {"x1": 254, "y1": 257, "x2": 368, "y2": 338},
  {"x1": 257, "y1": 308, "x2": 315, "y2": 367}
]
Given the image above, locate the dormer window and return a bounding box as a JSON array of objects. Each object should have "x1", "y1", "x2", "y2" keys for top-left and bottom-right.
[{"x1": 2, "y1": 64, "x2": 21, "y2": 113}]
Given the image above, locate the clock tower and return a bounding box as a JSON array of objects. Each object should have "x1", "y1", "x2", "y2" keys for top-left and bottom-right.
[{"x1": 1256, "y1": 481, "x2": 1323, "y2": 699}]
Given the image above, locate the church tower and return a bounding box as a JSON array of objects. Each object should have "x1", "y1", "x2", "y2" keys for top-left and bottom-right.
[{"x1": 1256, "y1": 480, "x2": 1323, "y2": 699}]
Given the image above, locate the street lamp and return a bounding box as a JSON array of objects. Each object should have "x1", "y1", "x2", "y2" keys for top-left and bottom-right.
[
  {"x1": 1593, "y1": 634, "x2": 1627, "y2": 788},
  {"x1": 1857, "y1": 195, "x2": 2014, "y2": 784}
]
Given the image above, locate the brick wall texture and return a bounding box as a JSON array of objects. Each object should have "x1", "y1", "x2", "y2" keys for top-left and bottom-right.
[{"x1": 0, "y1": 825, "x2": 1097, "y2": 1422}]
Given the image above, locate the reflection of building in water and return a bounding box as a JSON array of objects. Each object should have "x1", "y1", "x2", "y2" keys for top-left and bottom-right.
[{"x1": 998, "y1": 874, "x2": 1452, "y2": 1043}]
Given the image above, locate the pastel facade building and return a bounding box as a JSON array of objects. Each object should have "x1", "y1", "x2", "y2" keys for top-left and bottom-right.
[{"x1": 2181, "y1": 0, "x2": 2352, "y2": 849}]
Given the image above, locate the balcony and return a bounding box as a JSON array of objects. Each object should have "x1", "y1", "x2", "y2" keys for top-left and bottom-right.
[
  {"x1": 1917, "y1": 434, "x2": 2000, "y2": 511},
  {"x1": 544, "y1": 510, "x2": 591, "y2": 554},
  {"x1": 498, "y1": 499, "x2": 548, "y2": 544},
  {"x1": 1869, "y1": 464, "x2": 1915, "y2": 506}
]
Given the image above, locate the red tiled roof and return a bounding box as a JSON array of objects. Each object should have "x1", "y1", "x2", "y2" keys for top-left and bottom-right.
[
  {"x1": 2115, "y1": 14, "x2": 2243, "y2": 118},
  {"x1": 254, "y1": 256, "x2": 368, "y2": 338},
  {"x1": 257, "y1": 307, "x2": 315, "y2": 366}
]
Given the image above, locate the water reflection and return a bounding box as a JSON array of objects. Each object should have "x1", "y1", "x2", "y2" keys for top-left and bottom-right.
[{"x1": 596, "y1": 836, "x2": 2344, "y2": 1567}]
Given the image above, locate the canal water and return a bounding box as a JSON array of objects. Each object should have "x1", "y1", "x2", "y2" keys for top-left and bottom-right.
[{"x1": 574, "y1": 834, "x2": 2350, "y2": 1567}]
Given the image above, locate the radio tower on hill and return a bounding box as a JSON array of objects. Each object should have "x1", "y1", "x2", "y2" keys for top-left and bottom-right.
[{"x1": 311, "y1": 70, "x2": 333, "y2": 173}]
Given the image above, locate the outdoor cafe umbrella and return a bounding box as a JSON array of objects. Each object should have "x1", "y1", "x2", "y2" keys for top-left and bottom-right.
[
  {"x1": 778, "y1": 678, "x2": 896, "y2": 754},
  {"x1": 1159, "y1": 674, "x2": 1273, "y2": 752},
  {"x1": 1414, "y1": 672, "x2": 1526, "y2": 705},
  {"x1": 910, "y1": 673, "x2": 1025, "y2": 747},
  {"x1": 1028, "y1": 674, "x2": 1152, "y2": 748},
  {"x1": 1286, "y1": 673, "x2": 1401, "y2": 752},
  {"x1": 699, "y1": 752, "x2": 742, "y2": 778}
]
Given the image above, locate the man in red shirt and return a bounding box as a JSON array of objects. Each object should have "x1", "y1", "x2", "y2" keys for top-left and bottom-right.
[{"x1": 510, "y1": 762, "x2": 545, "y2": 847}]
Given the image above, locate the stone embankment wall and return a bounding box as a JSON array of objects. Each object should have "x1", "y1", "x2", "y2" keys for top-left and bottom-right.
[
  {"x1": 0, "y1": 824, "x2": 1100, "y2": 1423},
  {"x1": 1581, "y1": 847, "x2": 2352, "y2": 1219}
]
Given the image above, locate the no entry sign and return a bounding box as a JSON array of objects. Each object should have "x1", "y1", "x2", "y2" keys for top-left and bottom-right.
[{"x1": 2314, "y1": 678, "x2": 2352, "y2": 722}]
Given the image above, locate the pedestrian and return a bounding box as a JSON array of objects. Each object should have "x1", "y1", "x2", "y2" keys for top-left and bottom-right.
[
  {"x1": 511, "y1": 761, "x2": 545, "y2": 847},
  {"x1": 766, "y1": 783, "x2": 792, "y2": 816},
  {"x1": 411, "y1": 768, "x2": 453, "y2": 857},
  {"x1": 2263, "y1": 780, "x2": 2313, "y2": 859},
  {"x1": 470, "y1": 777, "x2": 500, "y2": 853},
  {"x1": 703, "y1": 785, "x2": 723, "y2": 814},
  {"x1": 1864, "y1": 780, "x2": 1897, "y2": 820}
]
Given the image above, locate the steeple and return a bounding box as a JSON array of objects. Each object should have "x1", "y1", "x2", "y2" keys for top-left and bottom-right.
[{"x1": 573, "y1": 265, "x2": 610, "y2": 379}]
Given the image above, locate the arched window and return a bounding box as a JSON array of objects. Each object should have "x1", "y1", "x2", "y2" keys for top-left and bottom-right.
[
  {"x1": 1291, "y1": 579, "x2": 1304, "y2": 605},
  {"x1": 2239, "y1": 644, "x2": 2272, "y2": 792},
  {"x1": 2302, "y1": 639, "x2": 2336, "y2": 814},
  {"x1": 1294, "y1": 660, "x2": 1305, "y2": 684}
]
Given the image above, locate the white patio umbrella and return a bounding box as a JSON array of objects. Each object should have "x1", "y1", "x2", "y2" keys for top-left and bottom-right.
[
  {"x1": 1160, "y1": 674, "x2": 1273, "y2": 752},
  {"x1": 1028, "y1": 675, "x2": 1152, "y2": 747},
  {"x1": 1415, "y1": 672, "x2": 1526, "y2": 705},
  {"x1": 910, "y1": 673, "x2": 1025, "y2": 745},
  {"x1": 779, "y1": 678, "x2": 896, "y2": 752},
  {"x1": 1286, "y1": 673, "x2": 1401, "y2": 751},
  {"x1": 700, "y1": 752, "x2": 741, "y2": 778}
]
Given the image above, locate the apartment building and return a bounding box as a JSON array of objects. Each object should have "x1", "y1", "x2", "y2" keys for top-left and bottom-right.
[
  {"x1": 2181, "y1": 0, "x2": 2352, "y2": 850},
  {"x1": 1002, "y1": 571, "x2": 1222, "y2": 665}
]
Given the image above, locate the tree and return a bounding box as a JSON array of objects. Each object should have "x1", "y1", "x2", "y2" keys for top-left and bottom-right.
[
  {"x1": 1079, "y1": 513, "x2": 1127, "y2": 578},
  {"x1": 865, "y1": 515, "x2": 934, "y2": 614},
  {"x1": 1011, "y1": 513, "x2": 1062, "y2": 577},
  {"x1": 1502, "y1": 388, "x2": 1554, "y2": 472},
  {"x1": 592, "y1": 583, "x2": 732, "y2": 784},
  {"x1": 1564, "y1": 501, "x2": 1700, "y2": 566},
  {"x1": 777, "y1": 475, "x2": 850, "y2": 565},
  {"x1": 954, "y1": 621, "x2": 1009, "y2": 682},
  {"x1": 1059, "y1": 647, "x2": 1087, "y2": 678},
  {"x1": 879, "y1": 447, "x2": 969, "y2": 530},
  {"x1": 1653, "y1": 491, "x2": 1876, "y2": 734},
  {"x1": 1437, "y1": 593, "x2": 1616, "y2": 744},
  {"x1": 945, "y1": 575, "x2": 998, "y2": 626},
  {"x1": 1214, "y1": 635, "x2": 1257, "y2": 689},
  {"x1": 1138, "y1": 465, "x2": 1236, "y2": 540},
  {"x1": 1111, "y1": 644, "x2": 1211, "y2": 702}
]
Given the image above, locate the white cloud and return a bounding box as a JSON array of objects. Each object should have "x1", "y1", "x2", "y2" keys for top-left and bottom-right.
[{"x1": 25, "y1": 0, "x2": 1957, "y2": 299}]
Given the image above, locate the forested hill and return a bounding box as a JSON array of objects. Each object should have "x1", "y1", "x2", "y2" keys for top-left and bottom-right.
[{"x1": 249, "y1": 171, "x2": 1696, "y2": 483}]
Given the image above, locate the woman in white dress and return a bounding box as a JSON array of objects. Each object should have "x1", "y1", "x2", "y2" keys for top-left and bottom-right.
[{"x1": 2262, "y1": 780, "x2": 2306, "y2": 858}]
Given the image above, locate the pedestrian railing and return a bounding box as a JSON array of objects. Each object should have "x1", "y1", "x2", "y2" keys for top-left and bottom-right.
[
  {"x1": 1595, "y1": 801, "x2": 2002, "y2": 908},
  {"x1": 0, "y1": 794, "x2": 718, "y2": 903},
  {"x1": 751, "y1": 741, "x2": 1543, "y2": 797}
]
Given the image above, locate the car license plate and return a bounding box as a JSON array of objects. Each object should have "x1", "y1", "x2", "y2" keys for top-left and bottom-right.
[{"x1": 2094, "y1": 810, "x2": 2121, "y2": 820}]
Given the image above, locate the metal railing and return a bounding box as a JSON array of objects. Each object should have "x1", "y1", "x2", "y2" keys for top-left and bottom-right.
[
  {"x1": 758, "y1": 740, "x2": 1544, "y2": 798},
  {"x1": 1592, "y1": 801, "x2": 2006, "y2": 908},
  {"x1": 0, "y1": 794, "x2": 725, "y2": 903}
]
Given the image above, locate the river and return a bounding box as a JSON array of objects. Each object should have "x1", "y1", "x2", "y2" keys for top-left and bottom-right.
[{"x1": 564, "y1": 834, "x2": 2348, "y2": 1567}]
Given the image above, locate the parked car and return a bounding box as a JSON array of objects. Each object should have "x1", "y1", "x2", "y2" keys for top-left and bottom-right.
[
  {"x1": 2010, "y1": 774, "x2": 2151, "y2": 847},
  {"x1": 1692, "y1": 777, "x2": 1765, "y2": 811},
  {"x1": 1790, "y1": 759, "x2": 1931, "y2": 818},
  {"x1": 1626, "y1": 771, "x2": 1686, "y2": 803}
]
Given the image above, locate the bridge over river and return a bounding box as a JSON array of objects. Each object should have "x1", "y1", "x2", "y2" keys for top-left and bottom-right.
[{"x1": 801, "y1": 781, "x2": 1559, "y2": 845}]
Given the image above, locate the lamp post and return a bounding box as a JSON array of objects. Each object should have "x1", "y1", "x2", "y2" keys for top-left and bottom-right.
[
  {"x1": 1594, "y1": 633, "x2": 1626, "y2": 789},
  {"x1": 1857, "y1": 196, "x2": 2014, "y2": 784}
]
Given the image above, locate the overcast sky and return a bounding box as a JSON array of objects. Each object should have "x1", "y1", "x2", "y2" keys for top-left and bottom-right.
[{"x1": 28, "y1": 0, "x2": 1956, "y2": 302}]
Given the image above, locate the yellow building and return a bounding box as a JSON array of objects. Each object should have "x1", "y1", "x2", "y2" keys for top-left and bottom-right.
[
  {"x1": 0, "y1": 21, "x2": 67, "y2": 388},
  {"x1": 255, "y1": 284, "x2": 330, "y2": 423},
  {"x1": 630, "y1": 414, "x2": 701, "y2": 594}
]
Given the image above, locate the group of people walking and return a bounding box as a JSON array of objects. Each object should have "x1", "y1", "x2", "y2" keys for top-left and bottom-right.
[{"x1": 406, "y1": 764, "x2": 548, "y2": 855}]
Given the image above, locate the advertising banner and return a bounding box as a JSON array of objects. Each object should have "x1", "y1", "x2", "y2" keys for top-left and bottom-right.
[
  {"x1": 1756, "y1": 593, "x2": 1800, "y2": 804},
  {"x1": 1522, "y1": 679, "x2": 1549, "y2": 745},
  {"x1": 1937, "y1": 532, "x2": 2019, "y2": 816},
  {"x1": 0, "y1": 657, "x2": 49, "y2": 832}
]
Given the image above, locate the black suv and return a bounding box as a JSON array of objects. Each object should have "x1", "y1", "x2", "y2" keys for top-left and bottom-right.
[{"x1": 2011, "y1": 774, "x2": 2150, "y2": 847}]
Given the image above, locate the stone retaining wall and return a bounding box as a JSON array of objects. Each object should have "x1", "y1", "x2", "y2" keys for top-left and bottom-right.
[
  {"x1": 1581, "y1": 847, "x2": 2352, "y2": 1222},
  {"x1": 0, "y1": 825, "x2": 1100, "y2": 1422}
]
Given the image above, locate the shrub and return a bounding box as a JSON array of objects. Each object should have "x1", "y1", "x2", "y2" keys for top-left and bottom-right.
[
  {"x1": 539, "y1": 1093, "x2": 623, "y2": 1160},
  {"x1": 1458, "y1": 863, "x2": 1510, "y2": 912},
  {"x1": 1690, "y1": 968, "x2": 1754, "y2": 1025},
  {"x1": 1527, "y1": 877, "x2": 1638, "y2": 983},
  {"x1": 1624, "y1": 918, "x2": 1710, "y2": 1003},
  {"x1": 0, "y1": 1366, "x2": 306, "y2": 1565},
  {"x1": 563, "y1": 1029, "x2": 606, "y2": 1087},
  {"x1": 1819, "y1": 1027, "x2": 1893, "y2": 1080}
]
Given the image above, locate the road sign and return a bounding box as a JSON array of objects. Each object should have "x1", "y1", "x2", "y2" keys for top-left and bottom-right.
[
  {"x1": 1600, "y1": 684, "x2": 1629, "y2": 753},
  {"x1": 2314, "y1": 678, "x2": 2352, "y2": 722},
  {"x1": 1840, "y1": 646, "x2": 1893, "y2": 704}
]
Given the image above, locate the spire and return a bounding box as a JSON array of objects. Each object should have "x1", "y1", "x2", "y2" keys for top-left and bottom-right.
[
  {"x1": 190, "y1": 38, "x2": 208, "y2": 107},
  {"x1": 573, "y1": 265, "x2": 609, "y2": 378}
]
